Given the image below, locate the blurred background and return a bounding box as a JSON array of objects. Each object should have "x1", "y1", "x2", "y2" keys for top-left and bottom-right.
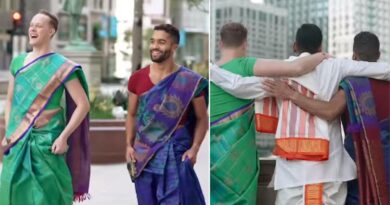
[
  {"x1": 211, "y1": 0, "x2": 390, "y2": 62},
  {"x1": 0, "y1": 0, "x2": 210, "y2": 204}
]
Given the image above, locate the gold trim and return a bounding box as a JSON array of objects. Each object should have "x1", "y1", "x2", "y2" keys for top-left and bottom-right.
[
  {"x1": 213, "y1": 104, "x2": 253, "y2": 126},
  {"x1": 305, "y1": 183, "x2": 323, "y2": 205},
  {"x1": 7, "y1": 61, "x2": 76, "y2": 146},
  {"x1": 33, "y1": 108, "x2": 62, "y2": 128}
]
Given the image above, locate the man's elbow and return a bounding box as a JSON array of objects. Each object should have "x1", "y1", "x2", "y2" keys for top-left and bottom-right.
[
  {"x1": 84, "y1": 101, "x2": 91, "y2": 112},
  {"x1": 289, "y1": 62, "x2": 305, "y2": 77},
  {"x1": 296, "y1": 64, "x2": 307, "y2": 77},
  {"x1": 197, "y1": 113, "x2": 209, "y2": 124},
  {"x1": 322, "y1": 111, "x2": 338, "y2": 122}
]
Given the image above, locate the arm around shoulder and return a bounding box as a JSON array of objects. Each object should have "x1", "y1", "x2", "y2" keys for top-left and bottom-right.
[{"x1": 252, "y1": 52, "x2": 327, "y2": 77}]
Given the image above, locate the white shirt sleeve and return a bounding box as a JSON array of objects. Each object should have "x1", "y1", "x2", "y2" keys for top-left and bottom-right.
[
  {"x1": 210, "y1": 64, "x2": 270, "y2": 100},
  {"x1": 336, "y1": 59, "x2": 390, "y2": 81}
]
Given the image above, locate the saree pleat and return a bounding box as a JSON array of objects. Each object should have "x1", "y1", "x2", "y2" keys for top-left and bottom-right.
[
  {"x1": 211, "y1": 104, "x2": 259, "y2": 205},
  {"x1": 0, "y1": 112, "x2": 72, "y2": 205}
]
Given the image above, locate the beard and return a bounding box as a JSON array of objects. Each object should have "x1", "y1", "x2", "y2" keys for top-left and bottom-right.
[{"x1": 150, "y1": 48, "x2": 171, "y2": 63}]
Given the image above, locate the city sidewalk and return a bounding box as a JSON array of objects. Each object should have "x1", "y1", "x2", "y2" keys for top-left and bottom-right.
[{"x1": 0, "y1": 135, "x2": 210, "y2": 205}]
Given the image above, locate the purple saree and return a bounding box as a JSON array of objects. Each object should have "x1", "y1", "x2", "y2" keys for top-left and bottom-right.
[{"x1": 132, "y1": 66, "x2": 207, "y2": 205}]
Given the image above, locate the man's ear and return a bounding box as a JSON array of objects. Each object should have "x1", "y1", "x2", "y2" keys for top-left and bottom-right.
[
  {"x1": 352, "y1": 52, "x2": 358, "y2": 61},
  {"x1": 318, "y1": 44, "x2": 323, "y2": 52},
  {"x1": 50, "y1": 28, "x2": 56, "y2": 38},
  {"x1": 172, "y1": 43, "x2": 178, "y2": 51},
  {"x1": 239, "y1": 40, "x2": 247, "y2": 51},
  {"x1": 218, "y1": 41, "x2": 224, "y2": 50},
  {"x1": 293, "y1": 42, "x2": 298, "y2": 53}
]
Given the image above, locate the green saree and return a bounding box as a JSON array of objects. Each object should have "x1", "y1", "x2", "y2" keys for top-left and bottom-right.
[
  {"x1": 0, "y1": 52, "x2": 90, "y2": 205},
  {"x1": 210, "y1": 103, "x2": 259, "y2": 205}
]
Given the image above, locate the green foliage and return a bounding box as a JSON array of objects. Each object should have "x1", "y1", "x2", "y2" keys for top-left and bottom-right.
[
  {"x1": 90, "y1": 95, "x2": 114, "y2": 119},
  {"x1": 186, "y1": 0, "x2": 208, "y2": 12},
  {"x1": 92, "y1": 22, "x2": 103, "y2": 50},
  {"x1": 192, "y1": 62, "x2": 209, "y2": 78}
]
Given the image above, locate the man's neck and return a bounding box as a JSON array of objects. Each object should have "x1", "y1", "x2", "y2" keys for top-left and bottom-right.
[
  {"x1": 151, "y1": 59, "x2": 177, "y2": 75},
  {"x1": 32, "y1": 44, "x2": 52, "y2": 57},
  {"x1": 217, "y1": 49, "x2": 246, "y2": 65}
]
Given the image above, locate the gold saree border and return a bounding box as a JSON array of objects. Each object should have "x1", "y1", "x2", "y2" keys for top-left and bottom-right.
[
  {"x1": 274, "y1": 137, "x2": 329, "y2": 161},
  {"x1": 6, "y1": 61, "x2": 77, "y2": 148},
  {"x1": 213, "y1": 103, "x2": 253, "y2": 126},
  {"x1": 304, "y1": 183, "x2": 323, "y2": 205},
  {"x1": 255, "y1": 113, "x2": 278, "y2": 133}
]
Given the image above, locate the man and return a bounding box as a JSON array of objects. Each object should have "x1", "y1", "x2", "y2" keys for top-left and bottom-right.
[
  {"x1": 125, "y1": 24, "x2": 208, "y2": 205},
  {"x1": 264, "y1": 31, "x2": 389, "y2": 205},
  {"x1": 0, "y1": 11, "x2": 90, "y2": 205},
  {"x1": 211, "y1": 24, "x2": 390, "y2": 204},
  {"x1": 210, "y1": 22, "x2": 328, "y2": 205}
]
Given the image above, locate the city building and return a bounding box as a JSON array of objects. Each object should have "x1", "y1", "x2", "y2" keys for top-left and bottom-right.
[
  {"x1": 329, "y1": 0, "x2": 390, "y2": 61},
  {"x1": 264, "y1": 0, "x2": 329, "y2": 56},
  {"x1": 211, "y1": 0, "x2": 288, "y2": 61}
]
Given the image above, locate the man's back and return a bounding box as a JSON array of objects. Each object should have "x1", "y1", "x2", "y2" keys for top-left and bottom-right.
[{"x1": 210, "y1": 57, "x2": 256, "y2": 122}]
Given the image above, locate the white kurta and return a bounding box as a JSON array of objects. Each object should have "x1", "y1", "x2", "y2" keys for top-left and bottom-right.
[{"x1": 210, "y1": 53, "x2": 390, "y2": 190}]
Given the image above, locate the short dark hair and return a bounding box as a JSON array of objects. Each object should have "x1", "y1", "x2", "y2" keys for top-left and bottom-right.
[
  {"x1": 38, "y1": 10, "x2": 59, "y2": 32},
  {"x1": 295, "y1": 24, "x2": 322, "y2": 54},
  {"x1": 154, "y1": 24, "x2": 180, "y2": 44},
  {"x1": 353, "y1": 31, "x2": 380, "y2": 62},
  {"x1": 220, "y1": 22, "x2": 247, "y2": 47}
]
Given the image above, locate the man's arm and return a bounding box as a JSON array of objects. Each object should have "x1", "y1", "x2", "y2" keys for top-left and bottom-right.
[
  {"x1": 51, "y1": 78, "x2": 90, "y2": 155},
  {"x1": 182, "y1": 95, "x2": 209, "y2": 165},
  {"x1": 125, "y1": 92, "x2": 138, "y2": 162},
  {"x1": 263, "y1": 79, "x2": 347, "y2": 121},
  {"x1": 2, "y1": 74, "x2": 14, "y2": 146},
  {"x1": 210, "y1": 53, "x2": 328, "y2": 100},
  {"x1": 4, "y1": 73, "x2": 14, "y2": 129},
  {"x1": 338, "y1": 59, "x2": 390, "y2": 81},
  {"x1": 210, "y1": 64, "x2": 269, "y2": 100},
  {"x1": 253, "y1": 52, "x2": 328, "y2": 77}
]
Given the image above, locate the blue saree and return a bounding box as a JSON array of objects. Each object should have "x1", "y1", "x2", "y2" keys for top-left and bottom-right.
[{"x1": 132, "y1": 66, "x2": 208, "y2": 205}]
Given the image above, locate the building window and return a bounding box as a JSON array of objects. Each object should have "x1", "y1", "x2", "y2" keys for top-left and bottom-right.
[
  {"x1": 100, "y1": 0, "x2": 104, "y2": 9},
  {"x1": 94, "y1": 0, "x2": 98, "y2": 8},
  {"x1": 216, "y1": 9, "x2": 221, "y2": 18}
]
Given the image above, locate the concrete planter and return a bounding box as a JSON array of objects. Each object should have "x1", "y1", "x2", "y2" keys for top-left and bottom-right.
[{"x1": 89, "y1": 119, "x2": 126, "y2": 164}]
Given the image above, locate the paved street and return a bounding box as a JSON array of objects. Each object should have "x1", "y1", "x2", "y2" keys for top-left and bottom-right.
[{"x1": 0, "y1": 134, "x2": 210, "y2": 205}]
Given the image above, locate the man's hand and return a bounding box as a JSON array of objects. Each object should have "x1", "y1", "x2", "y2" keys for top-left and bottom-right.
[
  {"x1": 262, "y1": 79, "x2": 296, "y2": 100},
  {"x1": 126, "y1": 145, "x2": 136, "y2": 162},
  {"x1": 51, "y1": 136, "x2": 69, "y2": 155},
  {"x1": 182, "y1": 147, "x2": 199, "y2": 165},
  {"x1": 1, "y1": 137, "x2": 7, "y2": 148}
]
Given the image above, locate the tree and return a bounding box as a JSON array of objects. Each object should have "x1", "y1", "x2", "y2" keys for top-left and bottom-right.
[
  {"x1": 187, "y1": 0, "x2": 208, "y2": 13},
  {"x1": 131, "y1": 0, "x2": 143, "y2": 72}
]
